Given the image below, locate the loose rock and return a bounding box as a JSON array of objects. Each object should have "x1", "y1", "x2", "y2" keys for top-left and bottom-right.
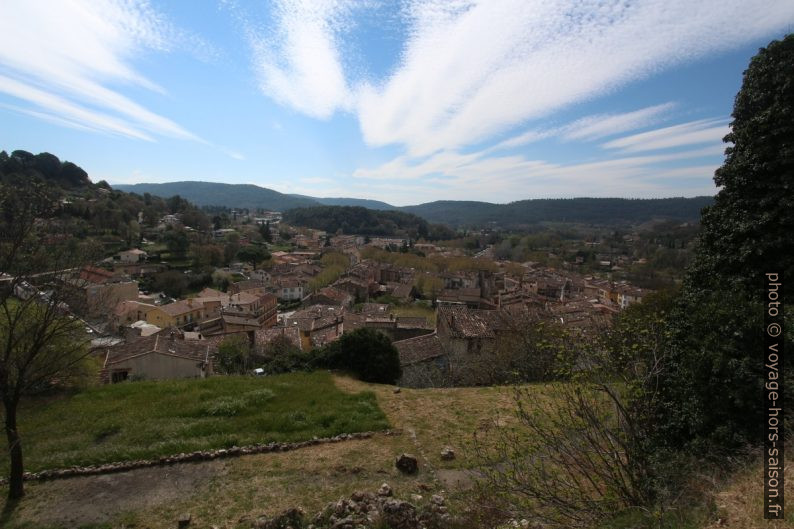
[
  {"x1": 395, "y1": 453, "x2": 418, "y2": 474},
  {"x1": 440, "y1": 447, "x2": 455, "y2": 461},
  {"x1": 377, "y1": 482, "x2": 393, "y2": 497},
  {"x1": 177, "y1": 513, "x2": 191, "y2": 528}
]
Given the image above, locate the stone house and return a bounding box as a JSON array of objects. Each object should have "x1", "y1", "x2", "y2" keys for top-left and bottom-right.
[
  {"x1": 145, "y1": 298, "x2": 208, "y2": 328},
  {"x1": 100, "y1": 333, "x2": 214, "y2": 383},
  {"x1": 118, "y1": 248, "x2": 147, "y2": 263},
  {"x1": 394, "y1": 333, "x2": 450, "y2": 388},
  {"x1": 221, "y1": 291, "x2": 278, "y2": 332},
  {"x1": 306, "y1": 286, "x2": 353, "y2": 308},
  {"x1": 285, "y1": 305, "x2": 344, "y2": 350}
]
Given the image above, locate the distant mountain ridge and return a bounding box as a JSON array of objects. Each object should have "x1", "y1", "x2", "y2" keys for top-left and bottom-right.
[
  {"x1": 113, "y1": 181, "x2": 318, "y2": 211},
  {"x1": 403, "y1": 197, "x2": 715, "y2": 227},
  {"x1": 288, "y1": 194, "x2": 398, "y2": 210},
  {"x1": 112, "y1": 181, "x2": 713, "y2": 227}
]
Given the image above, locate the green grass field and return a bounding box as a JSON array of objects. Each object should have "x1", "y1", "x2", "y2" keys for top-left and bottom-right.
[{"x1": 2, "y1": 371, "x2": 388, "y2": 474}]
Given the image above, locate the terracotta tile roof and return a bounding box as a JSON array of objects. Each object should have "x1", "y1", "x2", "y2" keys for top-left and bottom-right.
[
  {"x1": 394, "y1": 333, "x2": 446, "y2": 366},
  {"x1": 113, "y1": 300, "x2": 156, "y2": 317},
  {"x1": 391, "y1": 283, "x2": 414, "y2": 299},
  {"x1": 438, "y1": 306, "x2": 518, "y2": 339},
  {"x1": 359, "y1": 303, "x2": 390, "y2": 315},
  {"x1": 229, "y1": 292, "x2": 261, "y2": 305},
  {"x1": 158, "y1": 299, "x2": 203, "y2": 317},
  {"x1": 104, "y1": 334, "x2": 215, "y2": 366},
  {"x1": 197, "y1": 287, "x2": 227, "y2": 299},
  {"x1": 287, "y1": 305, "x2": 344, "y2": 332},
  {"x1": 231, "y1": 279, "x2": 268, "y2": 292},
  {"x1": 311, "y1": 287, "x2": 352, "y2": 306},
  {"x1": 255, "y1": 326, "x2": 302, "y2": 350},
  {"x1": 79, "y1": 265, "x2": 116, "y2": 284},
  {"x1": 396, "y1": 316, "x2": 430, "y2": 329}
]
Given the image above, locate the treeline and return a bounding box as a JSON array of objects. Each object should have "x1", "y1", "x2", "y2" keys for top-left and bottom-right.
[
  {"x1": 0, "y1": 149, "x2": 91, "y2": 188},
  {"x1": 114, "y1": 181, "x2": 318, "y2": 211},
  {"x1": 282, "y1": 205, "x2": 455, "y2": 240},
  {"x1": 0, "y1": 149, "x2": 210, "y2": 242},
  {"x1": 403, "y1": 196, "x2": 714, "y2": 228}
]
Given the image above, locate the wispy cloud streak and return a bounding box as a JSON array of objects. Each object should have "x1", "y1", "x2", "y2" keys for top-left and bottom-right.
[{"x1": 0, "y1": 0, "x2": 201, "y2": 141}]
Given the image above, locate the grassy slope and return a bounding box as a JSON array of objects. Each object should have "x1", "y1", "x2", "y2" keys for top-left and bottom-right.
[
  {"x1": 0, "y1": 376, "x2": 521, "y2": 528},
  {"x1": 0, "y1": 372, "x2": 387, "y2": 473},
  {"x1": 1, "y1": 376, "x2": 791, "y2": 528}
]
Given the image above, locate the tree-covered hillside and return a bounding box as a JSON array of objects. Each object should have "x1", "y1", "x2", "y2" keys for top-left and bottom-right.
[
  {"x1": 1, "y1": 150, "x2": 209, "y2": 240},
  {"x1": 114, "y1": 181, "x2": 714, "y2": 228},
  {"x1": 289, "y1": 195, "x2": 398, "y2": 210},
  {"x1": 114, "y1": 182, "x2": 318, "y2": 211},
  {"x1": 403, "y1": 197, "x2": 714, "y2": 227},
  {"x1": 282, "y1": 205, "x2": 455, "y2": 240}
]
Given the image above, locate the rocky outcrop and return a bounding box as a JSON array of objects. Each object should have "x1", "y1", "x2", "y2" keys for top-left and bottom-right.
[
  {"x1": 253, "y1": 485, "x2": 451, "y2": 529},
  {"x1": 395, "y1": 453, "x2": 419, "y2": 474}
]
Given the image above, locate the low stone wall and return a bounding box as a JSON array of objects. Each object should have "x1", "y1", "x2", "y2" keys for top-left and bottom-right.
[{"x1": 0, "y1": 429, "x2": 400, "y2": 485}]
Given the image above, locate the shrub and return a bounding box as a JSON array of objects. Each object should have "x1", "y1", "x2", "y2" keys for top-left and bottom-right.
[{"x1": 320, "y1": 328, "x2": 401, "y2": 384}]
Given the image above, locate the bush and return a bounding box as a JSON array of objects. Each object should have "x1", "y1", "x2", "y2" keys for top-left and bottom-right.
[{"x1": 320, "y1": 328, "x2": 401, "y2": 384}]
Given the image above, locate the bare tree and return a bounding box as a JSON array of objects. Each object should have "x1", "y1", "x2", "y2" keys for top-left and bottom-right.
[
  {"x1": 472, "y1": 292, "x2": 677, "y2": 527},
  {"x1": 0, "y1": 180, "x2": 97, "y2": 499}
]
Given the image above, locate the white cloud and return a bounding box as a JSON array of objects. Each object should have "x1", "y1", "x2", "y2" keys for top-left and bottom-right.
[
  {"x1": 251, "y1": 0, "x2": 794, "y2": 155},
  {"x1": 487, "y1": 102, "x2": 678, "y2": 152},
  {"x1": 351, "y1": 140, "x2": 725, "y2": 205},
  {"x1": 561, "y1": 102, "x2": 677, "y2": 141},
  {"x1": 603, "y1": 118, "x2": 729, "y2": 152},
  {"x1": 0, "y1": 0, "x2": 201, "y2": 141},
  {"x1": 219, "y1": 147, "x2": 246, "y2": 160},
  {"x1": 249, "y1": 0, "x2": 353, "y2": 119}
]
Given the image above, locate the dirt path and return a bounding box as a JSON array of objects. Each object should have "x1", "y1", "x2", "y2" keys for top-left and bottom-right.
[{"x1": 1, "y1": 460, "x2": 226, "y2": 527}]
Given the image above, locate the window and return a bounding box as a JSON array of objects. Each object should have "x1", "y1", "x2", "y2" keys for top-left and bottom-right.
[{"x1": 112, "y1": 370, "x2": 129, "y2": 383}]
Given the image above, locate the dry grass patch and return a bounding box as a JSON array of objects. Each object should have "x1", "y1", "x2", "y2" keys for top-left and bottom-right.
[
  {"x1": 703, "y1": 456, "x2": 794, "y2": 529},
  {"x1": 333, "y1": 375, "x2": 546, "y2": 471}
]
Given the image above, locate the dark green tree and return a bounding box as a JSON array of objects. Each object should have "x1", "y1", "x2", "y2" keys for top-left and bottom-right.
[
  {"x1": 153, "y1": 270, "x2": 188, "y2": 298},
  {"x1": 259, "y1": 221, "x2": 272, "y2": 243},
  {"x1": 653, "y1": 35, "x2": 794, "y2": 453},
  {"x1": 216, "y1": 334, "x2": 252, "y2": 374},
  {"x1": 693, "y1": 35, "x2": 794, "y2": 289},
  {"x1": 321, "y1": 328, "x2": 401, "y2": 384},
  {"x1": 163, "y1": 229, "x2": 190, "y2": 259},
  {"x1": 237, "y1": 245, "x2": 270, "y2": 269}
]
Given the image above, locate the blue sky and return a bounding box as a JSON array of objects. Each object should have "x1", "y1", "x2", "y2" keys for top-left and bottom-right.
[{"x1": 1, "y1": 1, "x2": 793, "y2": 206}]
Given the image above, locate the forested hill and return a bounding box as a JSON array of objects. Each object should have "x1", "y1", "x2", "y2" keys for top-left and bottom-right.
[
  {"x1": 282, "y1": 206, "x2": 455, "y2": 240},
  {"x1": 288, "y1": 194, "x2": 398, "y2": 210},
  {"x1": 114, "y1": 182, "x2": 318, "y2": 211},
  {"x1": 0, "y1": 149, "x2": 93, "y2": 189},
  {"x1": 402, "y1": 197, "x2": 714, "y2": 227},
  {"x1": 114, "y1": 181, "x2": 712, "y2": 228},
  {"x1": 1, "y1": 149, "x2": 210, "y2": 238}
]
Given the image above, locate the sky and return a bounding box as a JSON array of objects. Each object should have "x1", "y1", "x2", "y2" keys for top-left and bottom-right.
[{"x1": 1, "y1": 1, "x2": 793, "y2": 206}]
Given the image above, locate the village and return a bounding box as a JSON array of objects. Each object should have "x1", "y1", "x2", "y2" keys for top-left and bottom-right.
[{"x1": 71, "y1": 208, "x2": 652, "y2": 388}]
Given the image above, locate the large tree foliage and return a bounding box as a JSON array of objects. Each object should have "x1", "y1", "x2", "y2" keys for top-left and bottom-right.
[
  {"x1": 653, "y1": 36, "x2": 794, "y2": 453},
  {"x1": 692, "y1": 35, "x2": 794, "y2": 288}
]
